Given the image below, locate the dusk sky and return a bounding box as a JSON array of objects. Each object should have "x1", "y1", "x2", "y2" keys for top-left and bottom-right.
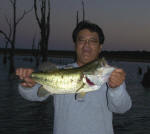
[{"x1": 0, "y1": 0, "x2": 150, "y2": 51}]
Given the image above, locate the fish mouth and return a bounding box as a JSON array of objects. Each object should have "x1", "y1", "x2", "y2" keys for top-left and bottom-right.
[{"x1": 85, "y1": 77, "x2": 95, "y2": 86}]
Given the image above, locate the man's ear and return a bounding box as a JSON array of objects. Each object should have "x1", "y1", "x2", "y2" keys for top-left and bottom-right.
[
  {"x1": 100, "y1": 45, "x2": 102, "y2": 49},
  {"x1": 99, "y1": 45, "x2": 102, "y2": 53}
]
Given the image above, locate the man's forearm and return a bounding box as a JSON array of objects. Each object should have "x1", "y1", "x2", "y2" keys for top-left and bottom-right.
[{"x1": 107, "y1": 82, "x2": 132, "y2": 113}]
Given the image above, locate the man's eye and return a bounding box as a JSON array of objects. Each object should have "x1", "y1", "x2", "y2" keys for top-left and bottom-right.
[
  {"x1": 90, "y1": 39, "x2": 98, "y2": 43},
  {"x1": 77, "y1": 38, "x2": 98, "y2": 44},
  {"x1": 78, "y1": 39, "x2": 85, "y2": 42},
  {"x1": 89, "y1": 39, "x2": 98, "y2": 44}
]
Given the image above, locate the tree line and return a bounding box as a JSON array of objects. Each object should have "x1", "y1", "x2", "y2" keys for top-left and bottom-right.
[{"x1": 0, "y1": 0, "x2": 86, "y2": 74}]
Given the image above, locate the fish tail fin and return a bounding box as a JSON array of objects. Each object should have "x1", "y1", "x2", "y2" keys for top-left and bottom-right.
[{"x1": 37, "y1": 86, "x2": 51, "y2": 97}]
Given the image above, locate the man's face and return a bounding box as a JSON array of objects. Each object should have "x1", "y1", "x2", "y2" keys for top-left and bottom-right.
[{"x1": 75, "y1": 29, "x2": 102, "y2": 66}]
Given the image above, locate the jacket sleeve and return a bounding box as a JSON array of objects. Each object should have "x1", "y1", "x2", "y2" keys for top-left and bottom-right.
[
  {"x1": 18, "y1": 84, "x2": 49, "y2": 102},
  {"x1": 107, "y1": 82, "x2": 132, "y2": 113}
]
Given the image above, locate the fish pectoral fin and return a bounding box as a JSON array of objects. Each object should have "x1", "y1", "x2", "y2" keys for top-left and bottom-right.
[
  {"x1": 37, "y1": 86, "x2": 51, "y2": 97},
  {"x1": 75, "y1": 92, "x2": 86, "y2": 100}
]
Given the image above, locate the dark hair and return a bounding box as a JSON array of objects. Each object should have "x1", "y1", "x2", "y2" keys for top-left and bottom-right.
[{"x1": 72, "y1": 20, "x2": 105, "y2": 44}]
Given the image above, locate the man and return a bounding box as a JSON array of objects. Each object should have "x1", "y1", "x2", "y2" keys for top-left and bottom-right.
[{"x1": 16, "y1": 20, "x2": 132, "y2": 134}]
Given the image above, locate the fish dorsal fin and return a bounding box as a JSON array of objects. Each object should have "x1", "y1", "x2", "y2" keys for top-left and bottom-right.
[
  {"x1": 82, "y1": 57, "x2": 107, "y2": 75},
  {"x1": 38, "y1": 61, "x2": 57, "y2": 72},
  {"x1": 37, "y1": 86, "x2": 51, "y2": 97},
  {"x1": 100, "y1": 57, "x2": 107, "y2": 66}
]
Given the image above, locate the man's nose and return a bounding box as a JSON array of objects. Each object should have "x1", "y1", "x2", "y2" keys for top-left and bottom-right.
[{"x1": 84, "y1": 40, "x2": 90, "y2": 46}]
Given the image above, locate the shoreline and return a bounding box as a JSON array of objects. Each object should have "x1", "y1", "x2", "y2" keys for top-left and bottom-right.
[{"x1": 0, "y1": 48, "x2": 150, "y2": 63}]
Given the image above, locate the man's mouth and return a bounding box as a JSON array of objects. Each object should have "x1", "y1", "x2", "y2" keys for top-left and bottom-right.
[{"x1": 82, "y1": 52, "x2": 91, "y2": 57}]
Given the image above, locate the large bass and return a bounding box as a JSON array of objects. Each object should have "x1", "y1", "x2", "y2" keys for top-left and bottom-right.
[{"x1": 30, "y1": 58, "x2": 115, "y2": 97}]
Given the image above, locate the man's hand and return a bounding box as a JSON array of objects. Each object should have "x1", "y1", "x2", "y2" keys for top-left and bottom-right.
[
  {"x1": 108, "y1": 68, "x2": 126, "y2": 88},
  {"x1": 16, "y1": 68, "x2": 36, "y2": 87}
]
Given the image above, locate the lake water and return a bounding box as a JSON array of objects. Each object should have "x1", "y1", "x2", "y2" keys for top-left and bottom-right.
[{"x1": 0, "y1": 55, "x2": 150, "y2": 134}]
